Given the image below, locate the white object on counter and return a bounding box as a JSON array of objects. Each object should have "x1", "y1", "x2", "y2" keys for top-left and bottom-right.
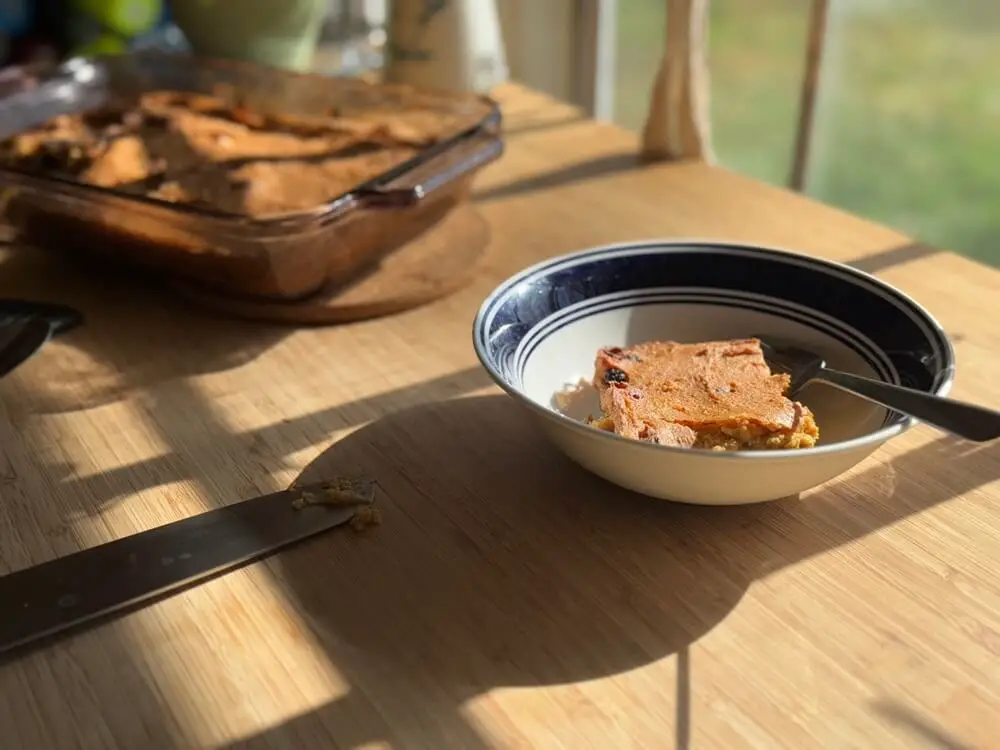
[{"x1": 384, "y1": 0, "x2": 507, "y2": 94}]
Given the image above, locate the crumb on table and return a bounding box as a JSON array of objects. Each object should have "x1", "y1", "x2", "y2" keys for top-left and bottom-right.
[{"x1": 290, "y1": 475, "x2": 381, "y2": 531}]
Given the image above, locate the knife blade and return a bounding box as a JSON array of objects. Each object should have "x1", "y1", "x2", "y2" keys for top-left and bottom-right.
[{"x1": 0, "y1": 478, "x2": 376, "y2": 655}]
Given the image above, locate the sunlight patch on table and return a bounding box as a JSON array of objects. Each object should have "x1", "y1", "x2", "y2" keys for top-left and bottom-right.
[
  {"x1": 26, "y1": 399, "x2": 176, "y2": 479},
  {"x1": 40, "y1": 383, "x2": 357, "y2": 748},
  {"x1": 464, "y1": 661, "x2": 688, "y2": 748},
  {"x1": 67, "y1": 540, "x2": 353, "y2": 749}
]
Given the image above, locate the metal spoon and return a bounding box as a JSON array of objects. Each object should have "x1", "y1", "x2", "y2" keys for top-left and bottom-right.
[{"x1": 758, "y1": 338, "x2": 1000, "y2": 443}]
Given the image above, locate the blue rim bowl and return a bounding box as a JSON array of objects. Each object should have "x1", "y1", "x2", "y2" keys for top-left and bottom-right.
[{"x1": 471, "y1": 241, "x2": 955, "y2": 503}]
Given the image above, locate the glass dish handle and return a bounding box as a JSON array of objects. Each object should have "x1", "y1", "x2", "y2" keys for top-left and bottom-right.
[{"x1": 357, "y1": 129, "x2": 503, "y2": 208}]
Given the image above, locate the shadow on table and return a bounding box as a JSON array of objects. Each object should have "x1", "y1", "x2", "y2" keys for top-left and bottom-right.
[
  {"x1": 846, "y1": 241, "x2": 941, "y2": 274},
  {"x1": 871, "y1": 699, "x2": 975, "y2": 750},
  {"x1": 0, "y1": 242, "x2": 286, "y2": 414},
  {"x1": 1, "y1": 383, "x2": 995, "y2": 747},
  {"x1": 0, "y1": 371, "x2": 495, "y2": 749},
  {"x1": 29, "y1": 366, "x2": 493, "y2": 517},
  {"x1": 473, "y1": 152, "x2": 647, "y2": 204},
  {"x1": 0, "y1": 239, "x2": 496, "y2": 517},
  {"x1": 223, "y1": 394, "x2": 1000, "y2": 748},
  {"x1": 228, "y1": 393, "x2": 741, "y2": 749},
  {"x1": 501, "y1": 114, "x2": 586, "y2": 137}
]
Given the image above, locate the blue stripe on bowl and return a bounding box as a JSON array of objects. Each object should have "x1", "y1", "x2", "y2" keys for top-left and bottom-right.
[
  {"x1": 510, "y1": 291, "x2": 904, "y2": 428},
  {"x1": 474, "y1": 241, "x2": 954, "y2": 398},
  {"x1": 511, "y1": 289, "x2": 897, "y2": 386}
]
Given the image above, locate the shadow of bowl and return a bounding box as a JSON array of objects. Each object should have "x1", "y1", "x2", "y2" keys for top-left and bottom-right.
[
  {"x1": 252, "y1": 396, "x2": 1000, "y2": 747},
  {"x1": 276, "y1": 394, "x2": 750, "y2": 696}
]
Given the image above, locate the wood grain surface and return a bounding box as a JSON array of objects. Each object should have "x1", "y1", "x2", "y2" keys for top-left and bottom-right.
[{"x1": 0, "y1": 84, "x2": 998, "y2": 750}]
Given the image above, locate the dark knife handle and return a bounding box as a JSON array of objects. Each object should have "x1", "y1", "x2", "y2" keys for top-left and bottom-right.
[
  {"x1": 0, "y1": 318, "x2": 53, "y2": 379},
  {"x1": 0, "y1": 300, "x2": 84, "y2": 336}
]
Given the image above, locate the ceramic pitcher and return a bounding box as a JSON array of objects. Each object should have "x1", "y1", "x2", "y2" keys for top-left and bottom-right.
[{"x1": 384, "y1": 0, "x2": 507, "y2": 94}]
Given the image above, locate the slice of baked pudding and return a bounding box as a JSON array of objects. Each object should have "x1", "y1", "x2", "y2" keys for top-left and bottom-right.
[{"x1": 588, "y1": 338, "x2": 819, "y2": 451}]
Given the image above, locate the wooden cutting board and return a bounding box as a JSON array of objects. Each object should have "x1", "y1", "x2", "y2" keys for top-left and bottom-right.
[{"x1": 170, "y1": 203, "x2": 490, "y2": 325}]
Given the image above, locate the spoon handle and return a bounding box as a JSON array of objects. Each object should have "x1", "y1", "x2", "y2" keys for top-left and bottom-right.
[{"x1": 816, "y1": 368, "x2": 1000, "y2": 442}]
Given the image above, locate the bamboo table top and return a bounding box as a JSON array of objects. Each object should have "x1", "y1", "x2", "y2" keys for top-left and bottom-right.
[{"x1": 1, "y1": 83, "x2": 998, "y2": 750}]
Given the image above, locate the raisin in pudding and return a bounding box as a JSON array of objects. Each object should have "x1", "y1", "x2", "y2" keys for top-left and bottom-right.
[{"x1": 587, "y1": 338, "x2": 819, "y2": 451}]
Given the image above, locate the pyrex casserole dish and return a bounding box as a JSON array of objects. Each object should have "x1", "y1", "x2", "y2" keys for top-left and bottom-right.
[{"x1": 0, "y1": 52, "x2": 503, "y2": 300}]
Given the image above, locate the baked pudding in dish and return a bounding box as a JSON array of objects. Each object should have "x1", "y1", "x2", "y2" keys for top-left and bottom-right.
[{"x1": 0, "y1": 90, "x2": 457, "y2": 218}]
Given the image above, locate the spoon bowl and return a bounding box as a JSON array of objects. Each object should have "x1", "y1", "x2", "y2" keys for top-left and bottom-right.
[{"x1": 760, "y1": 337, "x2": 1000, "y2": 443}]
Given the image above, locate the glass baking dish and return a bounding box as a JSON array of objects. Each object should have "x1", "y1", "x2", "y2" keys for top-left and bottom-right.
[{"x1": 0, "y1": 53, "x2": 503, "y2": 300}]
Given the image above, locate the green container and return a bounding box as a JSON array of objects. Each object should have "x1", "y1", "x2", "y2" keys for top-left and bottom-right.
[
  {"x1": 170, "y1": 0, "x2": 329, "y2": 72},
  {"x1": 72, "y1": 0, "x2": 163, "y2": 36}
]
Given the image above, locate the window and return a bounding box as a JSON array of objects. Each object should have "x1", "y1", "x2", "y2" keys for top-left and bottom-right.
[{"x1": 611, "y1": 0, "x2": 1000, "y2": 266}]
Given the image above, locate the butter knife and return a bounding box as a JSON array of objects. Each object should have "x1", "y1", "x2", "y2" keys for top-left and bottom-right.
[{"x1": 0, "y1": 477, "x2": 377, "y2": 655}]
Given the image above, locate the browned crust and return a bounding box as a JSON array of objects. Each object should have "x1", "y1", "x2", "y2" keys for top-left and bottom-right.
[{"x1": 0, "y1": 90, "x2": 459, "y2": 218}]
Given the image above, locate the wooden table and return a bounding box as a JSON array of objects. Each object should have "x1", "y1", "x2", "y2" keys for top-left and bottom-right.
[{"x1": 1, "y1": 84, "x2": 999, "y2": 750}]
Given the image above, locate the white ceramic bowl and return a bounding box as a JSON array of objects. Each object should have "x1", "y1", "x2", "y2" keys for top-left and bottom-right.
[{"x1": 472, "y1": 241, "x2": 955, "y2": 505}]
